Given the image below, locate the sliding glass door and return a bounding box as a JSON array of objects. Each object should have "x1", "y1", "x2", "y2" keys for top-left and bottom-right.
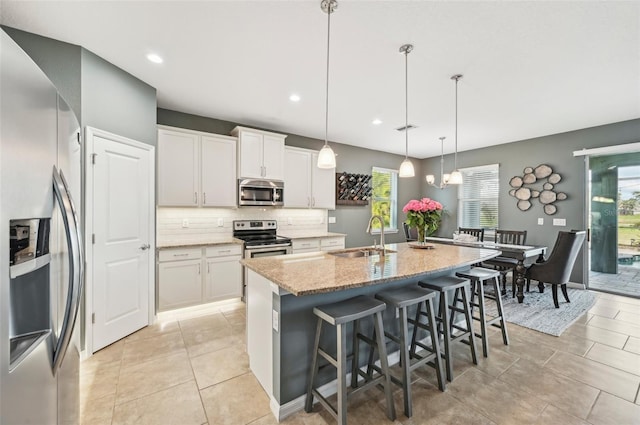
[{"x1": 588, "y1": 152, "x2": 640, "y2": 297}]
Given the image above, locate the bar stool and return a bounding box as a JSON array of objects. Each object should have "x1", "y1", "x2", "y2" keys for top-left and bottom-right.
[
  {"x1": 369, "y1": 285, "x2": 445, "y2": 418},
  {"x1": 455, "y1": 267, "x2": 509, "y2": 357},
  {"x1": 304, "y1": 295, "x2": 396, "y2": 425},
  {"x1": 418, "y1": 276, "x2": 477, "y2": 382}
]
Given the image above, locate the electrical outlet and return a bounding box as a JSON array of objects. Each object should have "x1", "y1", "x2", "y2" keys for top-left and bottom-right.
[
  {"x1": 272, "y1": 309, "x2": 279, "y2": 332},
  {"x1": 319, "y1": 216, "x2": 324, "y2": 224},
  {"x1": 553, "y1": 218, "x2": 567, "y2": 226},
  {"x1": 182, "y1": 219, "x2": 189, "y2": 228},
  {"x1": 537, "y1": 218, "x2": 544, "y2": 225},
  {"x1": 287, "y1": 217, "x2": 292, "y2": 225},
  {"x1": 217, "y1": 218, "x2": 224, "y2": 227},
  {"x1": 328, "y1": 216, "x2": 336, "y2": 224}
]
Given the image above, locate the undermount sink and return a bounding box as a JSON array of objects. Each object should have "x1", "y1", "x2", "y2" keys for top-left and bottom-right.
[{"x1": 330, "y1": 248, "x2": 395, "y2": 258}]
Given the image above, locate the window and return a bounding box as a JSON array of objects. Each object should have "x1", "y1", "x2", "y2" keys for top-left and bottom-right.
[
  {"x1": 458, "y1": 164, "x2": 499, "y2": 232},
  {"x1": 371, "y1": 167, "x2": 398, "y2": 231}
]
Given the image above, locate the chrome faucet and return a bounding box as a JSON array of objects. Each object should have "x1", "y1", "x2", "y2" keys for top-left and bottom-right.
[{"x1": 366, "y1": 215, "x2": 385, "y2": 255}]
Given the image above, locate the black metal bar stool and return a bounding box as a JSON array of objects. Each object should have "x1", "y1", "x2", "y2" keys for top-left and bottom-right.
[
  {"x1": 304, "y1": 295, "x2": 396, "y2": 425},
  {"x1": 418, "y1": 276, "x2": 477, "y2": 382},
  {"x1": 364, "y1": 285, "x2": 445, "y2": 418},
  {"x1": 455, "y1": 267, "x2": 509, "y2": 357}
]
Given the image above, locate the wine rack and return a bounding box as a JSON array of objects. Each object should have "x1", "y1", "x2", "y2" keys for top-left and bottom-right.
[{"x1": 335, "y1": 172, "x2": 372, "y2": 206}]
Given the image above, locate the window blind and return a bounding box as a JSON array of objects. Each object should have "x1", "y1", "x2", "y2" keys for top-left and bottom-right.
[{"x1": 458, "y1": 164, "x2": 499, "y2": 229}]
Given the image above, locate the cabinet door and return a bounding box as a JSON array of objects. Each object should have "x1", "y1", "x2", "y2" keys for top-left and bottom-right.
[
  {"x1": 158, "y1": 129, "x2": 199, "y2": 206},
  {"x1": 262, "y1": 134, "x2": 285, "y2": 180},
  {"x1": 238, "y1": 131, "x2": 264, "y2": 178},
  {"x1": 284, "y1": 148, "x2": 311, "y2": 208},
  {"x1": 158, "y1": 259, "x2": 202, "y2": 311},
  {"x1": 201, "y1": 135, "x2": 236, "y2": 207},
  {"x1": 204, "y1": 256, "x2": 242, "y2": 302},
  {"x1": 311, "y1": 152, "x2": 336, "y2": 209}
]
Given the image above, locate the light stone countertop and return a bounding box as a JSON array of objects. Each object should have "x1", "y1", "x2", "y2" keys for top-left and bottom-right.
[
  {"x1": 277, "y1": 232, "x2": 346, "y2": 239},
  {"x1": 157, "y1": 237, "x2": 243, "y2": 250},
  {"x1": 241, "y1": 242, "x2": 500, "y2": 296}
]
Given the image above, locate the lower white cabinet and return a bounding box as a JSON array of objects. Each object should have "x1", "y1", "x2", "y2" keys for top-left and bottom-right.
[
  {"x1": 204, "y1": 250, "x2": 243, "y2": 302},
  {"x1": 158, "y1": 244, "x2": 242, "y2": 311},
  {"x1": 291, "y1": 236, "x2": 345, "y2": 254}
]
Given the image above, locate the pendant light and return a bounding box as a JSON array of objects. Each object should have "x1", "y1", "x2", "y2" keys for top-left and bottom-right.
[
  {"x1": 448, "y1": 74, "x2": 463, "y2": 184},
  {"x1": 317, "y1": 0, "x2": 337, "y2": 169},
  {"x1": 398, "y1": 44, "x2": 415, "y2": 178},
  {"x1": 426, "y1": 137, "x2": 452, "y2": 188}
]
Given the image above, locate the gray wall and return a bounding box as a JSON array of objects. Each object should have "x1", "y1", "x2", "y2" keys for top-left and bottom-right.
[
  {"x1": 158, "y1": 108, "x2": 424, "y2": 248},
  {"x1": 3, "y1": 26, "x2": 157, "y2": 146},
  {"x1": 422, "y1": 118, "x2": 640, "y2": 282}
]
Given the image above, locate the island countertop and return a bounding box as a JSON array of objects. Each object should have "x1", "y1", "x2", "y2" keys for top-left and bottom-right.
[{"x1": 241, "y1": 242, "x2": 500, "y2": 296}]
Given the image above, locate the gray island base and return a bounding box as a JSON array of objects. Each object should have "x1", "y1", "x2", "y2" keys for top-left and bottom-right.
[{"x1": 242, "y1": 242, "x2": 500, "y2": 421}]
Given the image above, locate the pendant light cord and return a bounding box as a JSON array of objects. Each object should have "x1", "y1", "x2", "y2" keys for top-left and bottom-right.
[
  {"x1": 454, "y1": 76, "x2": 458, "y2": 170},
  {"x1": 324, "y1": 3, "x2": 331, "y2": 148},
  {"x1": 405, "y1": 48, "x2": 409, "y2": 159}
]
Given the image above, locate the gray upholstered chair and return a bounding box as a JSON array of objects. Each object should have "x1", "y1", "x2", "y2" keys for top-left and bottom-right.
[
  {"x1": 525, "y1": 230, "x2": 587, "y2": 308},
  {"x1": 458, "y1": 227, "x2": 484, "y2": 242},
  {"x1": 483, "y1": 229, "x2": 528, "y2": 296}
]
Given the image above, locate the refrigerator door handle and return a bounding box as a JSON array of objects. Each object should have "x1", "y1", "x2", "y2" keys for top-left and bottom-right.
[{"x1": 52, "y1": 166, "x2": 84, "y2": 376}]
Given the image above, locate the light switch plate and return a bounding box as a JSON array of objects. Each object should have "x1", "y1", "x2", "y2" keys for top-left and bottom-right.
[
  {"x1": 553, "y1": 218, "x2": 567, "y2": 226},
  {"x1": 328, "y1": 216, "x2": 336, "y2": 224},
  {"x1": 217, "y1": 218, "x2": 224, "y2": 227},
  {"x1": 537, "y1": 218, "x2": 544, "y2": 225}
]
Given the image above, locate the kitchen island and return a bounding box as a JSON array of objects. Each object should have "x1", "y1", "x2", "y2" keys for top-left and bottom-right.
[{"x1": 241, "y1": 242, "x2": 500, "y2": 420}]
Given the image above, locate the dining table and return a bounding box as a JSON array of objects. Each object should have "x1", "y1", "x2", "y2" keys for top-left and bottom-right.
[{"x1": 425, "y1": 236, "x2": 547, "y2": 303}]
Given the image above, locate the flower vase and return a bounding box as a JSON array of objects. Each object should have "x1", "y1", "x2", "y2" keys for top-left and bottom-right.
[{"x1": 417, "y1": 227, "x2": 425, "y2": 243}]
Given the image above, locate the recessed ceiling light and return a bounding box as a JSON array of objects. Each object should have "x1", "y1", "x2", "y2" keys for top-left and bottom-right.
[
  {"x1": 289, "y1": 94, "x2": 301, "y2": 102},
  {"x1": 372, "y1": 119, "x2": 383, "y2": 125},
  {"x1": 146, "y1": 53, "x2": 163, "y2": 64}
]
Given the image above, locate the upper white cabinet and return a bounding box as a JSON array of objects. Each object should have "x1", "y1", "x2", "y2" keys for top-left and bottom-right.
[
  {"x1": 158, "y1": 126, "x2": 236, "y2": 207},
  {"x1": 284, "y1": 147, "x2": 335, "y2": 209},
  {"x1": 231, "y1": 126, "x2": 286, "y2": 180}
]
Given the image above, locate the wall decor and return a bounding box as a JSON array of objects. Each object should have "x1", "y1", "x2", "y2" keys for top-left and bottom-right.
[
  {"x1": 508, "y1": 164, "x2": 567, "y2": 215},
  {"x1": 336, "y1": 172, "x2": 372, "y2": 206}
]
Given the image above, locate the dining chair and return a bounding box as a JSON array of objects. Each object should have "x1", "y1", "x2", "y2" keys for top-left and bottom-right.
[
  {"x1": 403, "y1": 223, "x2": 418, "y2": 242},
  {"x1": 483, "y1": 230, "x2": 528, "y2": 296},
  {"x1": 525, "y1": 230, "x2": 587, "y2": 308},
  {"x1": 458, "y1": 227, "x2": 484, "y2": 242}
]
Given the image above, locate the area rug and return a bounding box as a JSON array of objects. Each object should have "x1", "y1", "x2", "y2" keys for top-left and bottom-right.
[{"x1": 484, "y1": 288, "x2": 596, "y2": 337}]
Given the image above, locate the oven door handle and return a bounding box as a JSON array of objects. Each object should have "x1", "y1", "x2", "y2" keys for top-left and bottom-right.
[{"x1": 245, "y1": 243, "x2": 292, "y2": 250}]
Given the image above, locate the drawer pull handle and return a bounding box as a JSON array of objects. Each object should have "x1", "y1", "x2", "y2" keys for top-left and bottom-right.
[
  {"x1": 219, "y1": 250, "x2": 231, "y2": 253},
  {"x1": 173, "y1": 253, "x2": 189, "y2": 257}
]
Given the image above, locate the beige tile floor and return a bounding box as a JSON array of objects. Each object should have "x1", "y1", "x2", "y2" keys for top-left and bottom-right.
[{"x1": 80, "y1": 292, "x2": 640, "y2": 425}]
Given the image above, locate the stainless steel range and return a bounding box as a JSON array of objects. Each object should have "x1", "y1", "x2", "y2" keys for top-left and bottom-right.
[{"x1": 233, "y1": 220, "x2": 292, "y2": 258}]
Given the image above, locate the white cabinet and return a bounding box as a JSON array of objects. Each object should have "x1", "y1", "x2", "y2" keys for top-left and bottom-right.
[
  {"x1": 291, "y1": 236, "x2": 345, "y2": 254},
  {"x1": 158, "y1": 247, "x2": 203, "y2": 311},
  {"x1": 158, "y1": 126, "x2": 236, "y2": 207},
  {"x1": 204, "y1": 245, "x2": 243, "y2": 302},
  {"x1": 158, "y1": 244, "x2": 242, "y2": 311},
  {"x1": 284, "y1": 147, "x2": 335, "y2": 209},
  {"x1": 292, "y1": 238, "x2": 321, "y2": 254},
  {"x1": 232, "y1": 126, "x2": 286, "y2": 180}
]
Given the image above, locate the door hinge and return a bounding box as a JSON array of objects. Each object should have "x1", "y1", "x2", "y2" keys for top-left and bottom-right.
[
  {"x1": 92, "y1": 313, "x2": 95, "y2": 324},
  {"x1": 91, "y1": 153, "x2": 97, "y2": 164},
  {"x1": 92, "y1": 234, "x2": 95, "y2": 244}
]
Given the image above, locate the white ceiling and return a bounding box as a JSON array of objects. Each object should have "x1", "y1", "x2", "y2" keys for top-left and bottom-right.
[{"x1": 2, "y1": 1, "x2": 639, "y2": 159}]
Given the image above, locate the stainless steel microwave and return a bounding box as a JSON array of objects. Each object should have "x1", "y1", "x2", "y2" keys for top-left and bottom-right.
[{"x1": 238, "y1": 179, "x2": 284, "y2": 207}]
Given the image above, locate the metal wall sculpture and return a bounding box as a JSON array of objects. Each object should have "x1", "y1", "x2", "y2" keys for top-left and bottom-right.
[{"x1": 508, "y1": 164, "x2": 567, "y2": 215}]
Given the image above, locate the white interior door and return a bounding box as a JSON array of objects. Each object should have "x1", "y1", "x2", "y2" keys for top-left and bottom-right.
[{"x1": 89, "y1": 129, "x2": 154, "y2": 352}]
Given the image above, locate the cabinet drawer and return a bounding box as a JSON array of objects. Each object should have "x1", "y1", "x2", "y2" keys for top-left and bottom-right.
[
  {"x1": 321, "y1": 237, "x2": 345, "y2": 249},
  {"x1": 158, "y1": 248, "x2": 202, "y2": 262},
  {"x1": 292, "y1": 239, "x2": 320, "y2": 251},
  {"x1": 205, "y1": 244, "x2": 243, "y2": 258}
]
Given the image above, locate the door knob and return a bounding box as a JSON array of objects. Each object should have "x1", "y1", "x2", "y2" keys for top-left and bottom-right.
[{"x1": 140, "y1": 244, "x2": 150, "y2": 250}]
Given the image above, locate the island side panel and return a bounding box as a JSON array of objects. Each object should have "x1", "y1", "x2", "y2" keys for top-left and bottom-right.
[{"x1": 246, "y1": 270, "x2": 274, "y2": 399}]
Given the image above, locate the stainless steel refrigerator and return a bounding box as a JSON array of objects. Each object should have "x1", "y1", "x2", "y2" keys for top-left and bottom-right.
[{"x1": 0, "y1": 28, "x2": 84, "y2": 424}]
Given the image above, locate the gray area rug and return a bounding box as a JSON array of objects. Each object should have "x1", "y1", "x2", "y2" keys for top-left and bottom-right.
[{"x1": 484, "y1": 288, "x2": 596, "y2": 337}]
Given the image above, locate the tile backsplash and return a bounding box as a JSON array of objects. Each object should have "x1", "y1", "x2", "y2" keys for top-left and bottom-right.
[{"x1": 157, "y1": 207, "x2": 328, "y2": 245}]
